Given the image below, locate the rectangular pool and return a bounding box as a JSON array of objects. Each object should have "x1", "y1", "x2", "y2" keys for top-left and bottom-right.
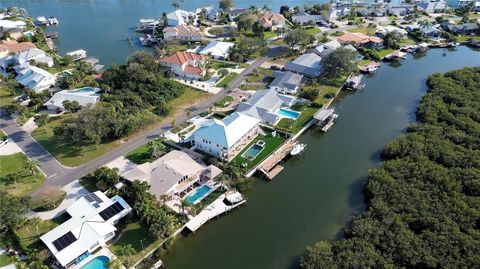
[
  {"x1": 185, "y1": 185, "x2": 212, "y2": 205},
  {"x1": 277, "y1": 108, "x2": 300, "y2": 120},
  {"x1": 242, "y1": 144, "x2": 263, "y2": 159}
]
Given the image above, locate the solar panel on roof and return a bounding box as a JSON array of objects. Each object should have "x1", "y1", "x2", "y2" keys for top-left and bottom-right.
[
  {"x1": 99, "y1": 202, "x2": 125, "y2": 221},
  {"x1": 90, "y1": 192, "x2": 103, "y2": 204},
  {"x1": 84, "y1": 194, "x2": 95, "y2": 203},
  {"x1": 52, "y1": 231, "x2": 77, "y2": 251}
]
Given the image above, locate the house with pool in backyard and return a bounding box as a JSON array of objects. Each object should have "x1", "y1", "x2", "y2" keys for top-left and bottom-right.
[
  {"x1": 40, "y1": 191, "x2": 132, "y2": 268},
  {"x1": 106, "y1": 150, "x2": 224, "y2": 209}
]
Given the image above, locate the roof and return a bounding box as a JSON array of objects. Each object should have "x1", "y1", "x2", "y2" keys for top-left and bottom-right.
[
  {"x1": 15, "y1": 64, "x2": 54, "y2": 91},
  {"x1": 14, "y1": 48, "x2": 47, "y2": 61},
  {"x1": 158, "y1": 51, "x2": 207, "y2": 65},
  {"x1": 338, "y1": 32, "x2": 383, "y2": 44},
  {"x1": 0, "y1": 40, "x2": 36, "y2": 54},
  {"x1": 198, "y1": 41, "x2": 234, "y2": 58},
  {"x1": 258, "y1": 12, "x2": 286, "y2": 28},
  {"x1": 167, "y1": 9, "x2": 195, "y2": 25},
  {"x1": 163, "y1": 25, "x2": 203, "y2": 37},
  {"x1": 313, "y1": 39, "x2": 342, "y2": 55},
  {"x1": 40, "y1": 192, "x2": 131, "y2": 267},
  {"x1": 285, "y1": 53, "x2": 322, "y2": 77},
  {"x1": 269, "y1": 71, "x2": 304, "y2": 91},
  {"x1": 44, "y1": 87, "x2": 101, "y2": 109},
  {"x1": 444, "y1": 22, "x2": 479, "y2": 32},
  {"x1": 0, "y1": 19, "x2": 26, "y2": 30},
  {"x1": 193, "y1": 112, "x2": 260, "y2": 149},
  {"x1": 137, "y1": 150, "x2": 206, "y2": 197},
  {"x1": 236, "y1": 88, "x2": 284, "y2": 122}
]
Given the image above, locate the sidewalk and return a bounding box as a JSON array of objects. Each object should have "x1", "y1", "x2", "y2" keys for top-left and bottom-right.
[{"x1": 27, "y1": 180, "x2": 89, "y2": 220}]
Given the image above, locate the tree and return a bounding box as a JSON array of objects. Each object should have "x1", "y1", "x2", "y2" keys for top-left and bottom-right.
[
  {"x1": 34, "y1": 114, "x2": 49, "y2": 131},
  {"x1": 321, "y1": 47, "x2": 358, "y2": 78},
  {"x1": 219, "y1": 0, "x2": 234, "y2": 11},
  {"x1": 0, "y1": 190, "x2": 29, "y2": 231},
  {"x1": 284, "y1": 29, "x2": 315, "y2": 50},
  {"x1": 3, "y1": 172, "x2": 21, "y2": 187},
  {"x1": 383, "y1": 31, "x2": 402, "y2": 49},
  {"x1": 119, "y1": 244, "x2": 136, "y2": 265},
  {"x1": 63, "y1": 55, "x2": 74, "y2": 66},
  {"x1": 180, "y1": 199, "x2": 190, "y2": 215},
  {"x1": 24, "y1": 159, "x2": 39, "y2": 176},
  {"x1": 419, "y1": 19, "x2": 432, "y2": 29},
  {"x1": 62, "y1": 100, "x2": 81, "y2": 113},
  {"x1": 147, "y1": 138, "x2": 167, "y2": 159},
  {"x1": 299, "y1": 241, "x2": 335, "y2": 269},
  {"x1": 236, "y1": 13, "x2": 254, "y2": 32}
]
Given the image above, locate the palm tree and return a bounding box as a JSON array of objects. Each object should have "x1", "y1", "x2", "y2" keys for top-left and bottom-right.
[
  {"x1": 180, "y1": 199, "x2": 190, "y2": 215},
  {"x1": 419, "y1": 19, "x2": 432, "y2": 29},
  {"x1": 159, "y1": 194, "x2": 169, "y2": 205},
  {"x1": 108, "y1": 259, "x2": 123, "y2": 269},
  {"x1": 119, "y1": 244, "x2": 136, "y2": 266},
  {"x1": 24, "y1": 159, "x2": 39, "y2": 176},
  {"x1": 171, "y1": 119, "x2": 176, "y2": 128}
]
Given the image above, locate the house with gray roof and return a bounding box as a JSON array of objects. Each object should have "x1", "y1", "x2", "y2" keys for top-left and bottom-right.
[
  {"x1": 285, "y1": 53, "x2": 322, "y2": 78},
  {"x1": 418, "y1": 0, "x2": 446, "y2": 14},
  {"x1": 292, "y1": 11, "x2": 325, "y2": 25},
  {"x1": 441, "y1": 22, "x2": 479, "y2": 35},
  {"x1": 236, "y1": 88, "x2": 296, "y2": 124},
  {"x1": 13, "y1": 48, "x2": 54, "y2": 67},
  {"x1": 269, "y1": 71, "x2": 304, "y2": 95}
]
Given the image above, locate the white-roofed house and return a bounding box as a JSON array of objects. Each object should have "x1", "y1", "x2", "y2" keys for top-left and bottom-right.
[
  {"x1": 167, "y1": 9, "x2": 196, "y2": 26},
  {"x1": 0, "y1": 19, "x2": 26, "y2": 35},
  {"x1": 13, "y1": 48, "x2": 54, "y2": 67},
  {"x1": 162, "y1": 25, "x2": 204, "y2": 42},
  {"x1": 269, "y1": 71, "x2": 304, "y2": 95},
  {"x1": 14, "y1": 64, "x2": 55, "y2": 92},
  {"x1": 198, "y1": 41, "x2": 234, "y2": 60},
  {"x1": 376, "y1": 25, "x2": 407, "y2": 38},
  {"x1": 192, "y1": 112, "x2": 260, "y2": 160},
  {"x1": 44, "y1": 87, "x2": 101, "y2": 112},
  {"x1": 292, "y1": 11, "x2": 325, "y2": 26},
  {"x1": 285, "y1": 53, "x2": 322, "y2": 78},
  {"x1": 40, "y1": 191, "x2": 132, "y2": 268},
  {"x1": 106, "y1": 150, "x2": 223, "y2": 199},
  {"x1": 236, "y1": 88, "x2": 296, "y2": 124}
]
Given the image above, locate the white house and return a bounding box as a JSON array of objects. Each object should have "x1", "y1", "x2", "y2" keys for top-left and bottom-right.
[
  {"x1": 0, "y1": 19, "x2": 26, "y2": 35},
  {"x1": 198, "y1": 41, "x2": 234, "y2": 60},
  {"x1": 269, "y1": 71, "x2": 304, "y2": 95},
  {"x1": 107, "y1": 151, "x2": 222, "y2": 198},
  {"x1": 158, "y1": 51, "x2": 208, "y2": 79},
  {"x1": 162, "y1": 25, "x2": 204, "y2": 42},
  {"x1": 66, "y1": 49, "x2": 87, "y2": 61},
  {"x1": 40, "y1": 192, "x2": 132, "y2": 268},
  {"x1": 167, "y1": 9, "x2": 196, "y2": 26},
  {"x1": 44, "y1": 87, "x2": 101, "y2": 111},
  {"x1": 376, "y1": 25, "x2": 408, "y2": 37},
  {"x1": 236, "y1": 88, "x2": 296, "y2": 124},
  {"x1": 227, "y1": 8, "x2": 248, "y2": 21},
  {"x1": 192, "y1": 112, "x2": 260, "y2": 160},
  {"x1": 292, "y1": 11, "x2": 325, "y2": 25},
  {"x1": 14, "y1": 48, "x2": 54, "y2": 67},
  {"x1": 418, "y1": 0, "x2": 447, "y2": 13},
  {"x1": 15, "y1": 64, "x2": 55, "y2": 92}
]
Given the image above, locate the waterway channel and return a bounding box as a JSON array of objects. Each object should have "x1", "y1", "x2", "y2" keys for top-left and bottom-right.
[{"x1": 162, "y1": 47, "x2": 479, "y2": 268}]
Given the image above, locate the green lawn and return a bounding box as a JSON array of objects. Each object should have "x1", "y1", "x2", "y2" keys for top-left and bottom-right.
[
  {"x1": 125, "y1": 144, "x2": 150, "y2": 165},
  {"x1": 231, "y1": 132, "x2": 286, "y2": 170},
  {"x1": 0, "y1": 254, "x2": 11, "y2": 267},
  {"x1": 214, "y1": 95, "x2": 234, "y2": 107},
  {"x1": 315, "y1": 84, "x2": 340, "y2": 106},
  {"x1": 304, "y1": 27, "x2": 321, "y2": 35},
  {"x1": 275, "y1": 105, "x2": 318, "y2": 134},
  {"x1": 377, "y1": 48, "x2": 396, "y2": 59},
  {"x1": 216, "y1": 72, "x2": 238, "y2": 87},
  {"x1": 358, "y1": 59, "x2": 372, "y2": 66},
  {"x1": 264, "y1": 31, "x2": 277, "y2": 40},
  {"x1": 16, "y1": 215, "x2": 66, "y2": 250},
  {"x1": 246, "y1": 68, "x2": 274, "y2": 83},
  {"x1": 31, "y1": 89, "x2": 207, "y2": 167},
  {"x1": 347, "y1": 26, "x2": 376, "y2": 36},
  {"x1": 398, "y1": 36, "x2": 418, "y2": 46},
  {"x1": 0, "y1": 153, "x2": 45, "y2": 196},
  {"x1": 209, "y1": 61, "x2": 238, "y2": 70},
  {"x1": 456, "y1": 35, "x2": 480, "y2": 43},
  {"x1": 271, "y1": 39, "x2": 285, "y2": 45},
  {"x1": 0, "y1": 87, "x2": 15, "y2": 107},
  {"x1": 109, "y1": 220, "x2": 167, "y2": 265},
  {"x1": 0, "y1": 129, "x2": 7, "y2": 141}
]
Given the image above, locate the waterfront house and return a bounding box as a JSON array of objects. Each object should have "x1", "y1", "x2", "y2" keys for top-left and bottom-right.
[
  {"x1": 14, "y1": 64, "x2": 55, "y2": 92},
  {"x1": 313, "y1": 39, "x2": 341, "y2": 56},
  {"x1": 236, "y1": 88, "x2": 296, "y2": 124},
  {"x1": 198, "y1": 40, "x2": 234, "y2": 60},
  {"x1": 207, "y1": 8, "x2": 221, "y2": 22},
  {"x1": 376, "y1": 25, "x2": 408, "y2": 37},
  {"x1": 107, "y1": 151, "x2": 223, "y2": 198},
  {"x1": 66, "y1": 49, "x2": 87, "y2": 61},
  {"x1": 257, "y1": 12, "x2": 286, "y2": 30},
  {"x1": 291, "y1": 11, "x2": 325, "y2": 26},
  {"x1": 158, "y1": 51, "x2": 208, "y2": 80},
  {"x1": 192, "y1": 112, "x2": 260, "y2": 160},
  {"x1": 0, "y1": 40, "x2": 36, "y2": 58},
  {"x1": 386, "y1": 4, "x2": 414, "y2": 16},
  {"x1": 441, "y1": 22, "x2": 479, "y2": 35},
  {"x1": 0, "y1": 19, "x2": 26, "y2": 35},
  {"x1": 338, "y1": 32, "x2": 383, "y2": 48},
  {"x1": 40, "y1": 191, "x2": 132, "y2": 268},
  {"x1": 44, "y1": 87, "x2": 101, "y2": 111},
  {"x1": 163, "y1": 25, "x2": 204, "y2": 42},
  {"x1": 227, "y1": 8, "x2": 248, "y2": 21},
  {"x1": 420, "y1": 26, "x2": 443, "y2": 38},
  {"x1": 268, "y1": 71, "x2": 304, "y2": 95},
  {"x1": 13, "y1": 48, "x2": 54, "y2": 67},
  {"x1": 167, "y1": 9, "x2": 196, "y2": 26},
  {"x1": 285, "y1": 53, "x2": 322, "y2": 78},
  {"x1": 418, "y1": 0, "x2": 446, "y2": 13}
]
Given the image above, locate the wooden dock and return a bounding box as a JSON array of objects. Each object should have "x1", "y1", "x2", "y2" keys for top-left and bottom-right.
[
  {"x1": 45, "y1": 38, "x2": 56, "y2": 50},
  {"x1": 256, "y1": 140, "x2": 297, "y2": 180}
]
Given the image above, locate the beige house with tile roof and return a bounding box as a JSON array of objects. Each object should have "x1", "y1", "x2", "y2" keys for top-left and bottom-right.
[
  {"x1": 163, "y1": 25, "x2": 204, "y2": 42},
  {"x1": 157, "y1": 51, "x2": 208, "y2": 79}
]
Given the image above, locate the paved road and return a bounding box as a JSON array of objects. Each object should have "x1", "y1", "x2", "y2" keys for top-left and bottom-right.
[{"x1": 1, "y1": 49, "x2": 280, "y2": 198}]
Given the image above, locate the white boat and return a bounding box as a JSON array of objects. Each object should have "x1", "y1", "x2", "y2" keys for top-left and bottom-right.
[{"x1": 290, "y1": 143, "x2": 306, "y2": 156}]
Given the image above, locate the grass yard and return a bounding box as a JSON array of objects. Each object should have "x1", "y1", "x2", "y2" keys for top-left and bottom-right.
[
  {"x1": 264, "y1": 31, "x2": 277, "y2": 40},
  {"x1": 214, "y1": 95, "x2": 234, "y2": 107},
  {"x1": 377, "y1": 48, "x2": 396, "y2": 58},
  {"x1": 209, "y1": 61, "x2": 238, "y2": 70},
  {"x1": 0, "y1": 254, "x2": 11, "y2": 267},
  {"x1": 0, "y1": 129, "x2": 7, "y2": 141},
  {"x1": 125, "y1": 143, "x2": 151, "y2": 165},
  {"x1": 347, "y1": 26, "x2": 376, "y2": 36},
  {"x1": 15, "y1": 215, "x2": 66, "y2": 250},
  {"x1": 167, "y1": 43, "x2": 188, "y2": 54},
  {"x1": 275, "y1": 105, "x2": 318, "y2": 134},
  {"x1": 316, "y1": 84, "x2": 340, "y2": 106},
  {"x1": 456, "y1": 35, "x2": 480, "y2": 43},
  {"x1": 0, "y1": 87, "x2": 15, "y2": 107},
  {"x1": 216, "y1": 72, "x2": 238, "y2": 88},
  {"x1": 246, "y1": 68, "x2": 273, "y2": 83},
  {"x1": 271, "y1": 39, "x2": 285, "y2": 45},
  {"x1": 31, "y1": 88, "x2": 207, "y2": 167},
  {"x1": 231, "y1": 133, "x2": 286, "y2": 170},
  {"x1": 0, "y1": 153, "x2": 45, "y2": 196},
  {"x1": 109, "y1": 220, "x2": 167, "y2": 265},
  {"x1": 304, "y1": 27, "x2": 321, "y2": 35},
  {"x1": 398, "y1": 36, "x2": 418, "y2": 46},
  {"x1": 358, "y1": 59, "x2": 372, "y2": 66}
]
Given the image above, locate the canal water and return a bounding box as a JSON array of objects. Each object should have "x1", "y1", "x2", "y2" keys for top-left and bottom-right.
[{"x1": 161, "y1": 47, "x2": 479, "y2": 268}]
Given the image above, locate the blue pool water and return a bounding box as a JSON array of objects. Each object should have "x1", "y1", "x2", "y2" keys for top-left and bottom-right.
[
  {"x1": 242, "y1": 144, "x2": 263, "y2": 159},
  {"x1": 74, "y1": 87, "x2": 96, "y2": 93},
  {"x1": 80, "y1": 256, "x2": 109, "y2": 269},
  {"x1": 186, "y1": 185, "x2": 212, "y2": 204},
  {"x1": 277, "y1": 108, "x2": 300, "y2": 120}
]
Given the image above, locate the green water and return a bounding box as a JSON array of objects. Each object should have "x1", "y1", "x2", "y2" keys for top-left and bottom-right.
[{"x1": 162, "y1": 47, "x2": 479, "y2": 268}]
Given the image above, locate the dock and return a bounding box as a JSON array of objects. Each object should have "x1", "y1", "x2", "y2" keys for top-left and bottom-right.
[
  {"x1": 45, "y1": 38, "x2": 56, "y2": 50},
  {"x1": 255, "y1": 140, "x2": 297, "y2": 180},
  {"x1": 184, "y1": 191, "x2": 246, "y2": 232}
]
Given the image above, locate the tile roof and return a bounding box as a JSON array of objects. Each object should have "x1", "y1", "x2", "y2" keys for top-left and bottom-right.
[
  {"x1": 163, "y1": 25, "x2": 203, "y2": 37},
  {"x1": 158, "y1": 51, "x2": 207, "y2": 65},
  {"x1": 0, "y1": 40, "x2": 36, "y2": 54},
  {"x1": 338, "y1": 32, "x2": 383, "y2": 44}
]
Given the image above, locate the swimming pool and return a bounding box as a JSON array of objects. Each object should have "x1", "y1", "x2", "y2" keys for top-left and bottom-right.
[
  {"x1": 242, "y1": 144, "x2": 264, "y2": 159},
  {"x1": 277, "y1": 108, "x2": 301, "y2": 120},
  {"x1": 185, "y1": 185, "x2": 212, "y2": 204},
  {"x1": 73, "y1": 87, "x2": 97, "y2": 93},
  {"x1": 80, "y1": 256, "x2": 109, "y2": 269}
]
